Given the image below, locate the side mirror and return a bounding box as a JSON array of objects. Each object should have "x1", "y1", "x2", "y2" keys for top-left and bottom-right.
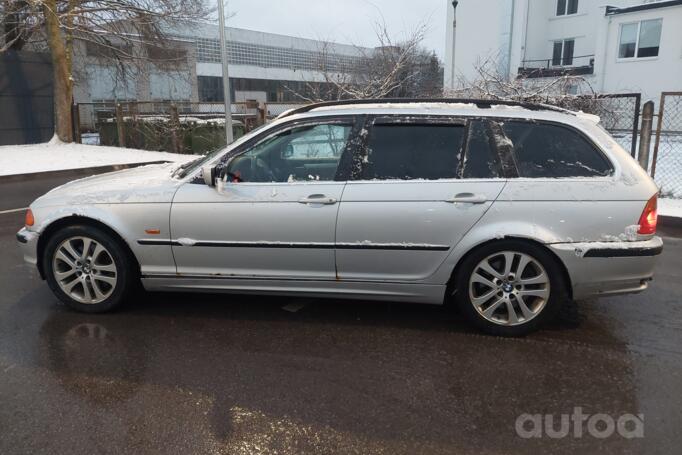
[{"x1": 202, "y1": 164, "x2": 216, "y2": 187}]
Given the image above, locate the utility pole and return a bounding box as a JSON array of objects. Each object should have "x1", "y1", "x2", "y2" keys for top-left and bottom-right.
[
  {"x1": 449, "y1": 1, "x2": 458, "y2": 90},
  {"x1": 218, "y1": 0, "x2": 234, "y2": 144}
]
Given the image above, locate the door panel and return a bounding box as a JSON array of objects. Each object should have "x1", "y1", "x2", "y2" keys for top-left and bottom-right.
[
  {"x1": 171, "y1": 181, "x2": 345, "y2": 278},
  {"x1": 334, "y1": 117, "x2": 506, "y2": 282},
  {"x1": 170, "y1": 118, "x2": 358, "y2": 279},
  {"x1": 335, "y1": 180, "x2": 505, "y2": 281}
]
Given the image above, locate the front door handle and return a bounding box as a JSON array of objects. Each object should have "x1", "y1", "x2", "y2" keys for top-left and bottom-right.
[
  {"x1": 298, "y1": 194, "x2": 337, "y2": 205},
  {"x1": 446, "y1": 193, "x2": 488, "y2": 204}
]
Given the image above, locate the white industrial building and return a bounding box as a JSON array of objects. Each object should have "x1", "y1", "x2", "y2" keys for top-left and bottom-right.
[
  {"x1": 79, "y1": 22, "x2": 365, "y2": 105},
  {"x1": 445, "y1": 0, "x2": 682, "y2": 101}
]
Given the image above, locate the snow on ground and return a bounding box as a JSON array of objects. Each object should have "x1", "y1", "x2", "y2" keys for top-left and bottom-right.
[
  {"x1": 0, "y1": 140, "x2": 195, "y2": 177},
  {"x1": 660, "y1": 198, "x2": 682, "y2": 218}
]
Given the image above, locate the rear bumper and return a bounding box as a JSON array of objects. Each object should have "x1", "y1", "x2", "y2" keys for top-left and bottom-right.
[
  {"x1": 549, "y1": 237, "x2": 663, "y2": 300},
  {"x1": 16, "y1": 227, "x2": 40, "y2": 268}
]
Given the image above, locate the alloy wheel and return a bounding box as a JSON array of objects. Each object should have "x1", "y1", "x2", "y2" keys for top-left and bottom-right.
[
  {"x1": 468, "y1": 251, "x2": 550, "y2": 326},
  {"x1": 52, "y1": 236, "x2": 118, "y2": 304}
]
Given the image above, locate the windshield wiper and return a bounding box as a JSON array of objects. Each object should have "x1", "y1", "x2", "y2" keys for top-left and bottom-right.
[{"x1": 172, "y1": 157, "x2": 203, "y2": 178}]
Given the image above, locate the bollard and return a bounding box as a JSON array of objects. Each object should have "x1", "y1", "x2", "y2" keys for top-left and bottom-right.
[{"x1": 637, "y1": 101, "x2": 654, "y2": 172}]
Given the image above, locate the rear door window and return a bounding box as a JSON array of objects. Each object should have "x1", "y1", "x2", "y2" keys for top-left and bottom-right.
[
  {"x1": 500, "y1": 121, "x2": 613, "y2": 178},
  {"x1": 461, "y1": 120, "x2": 503, "y2": 179},
  {"x1": 362, "y1": 123, "x2": 465, "y2": 180}
]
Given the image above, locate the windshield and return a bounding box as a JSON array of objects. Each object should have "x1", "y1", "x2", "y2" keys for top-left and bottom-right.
[{"x1": 172, "y1": 122, "x2": 272, "y2": 178}]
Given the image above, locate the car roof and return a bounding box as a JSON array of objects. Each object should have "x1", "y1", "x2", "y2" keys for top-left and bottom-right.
[{"x1": 278, "y1": 99, "x2": 601, "y2": 127}]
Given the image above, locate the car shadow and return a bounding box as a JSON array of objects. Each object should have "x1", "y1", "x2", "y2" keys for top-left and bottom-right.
[{"x1": 121, "y1": 289, "x2": 585, "y2": 336}]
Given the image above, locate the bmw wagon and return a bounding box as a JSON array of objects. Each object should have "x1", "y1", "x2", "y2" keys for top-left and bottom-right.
[{"x1": 17, "y1": 99, "x2": 662, "y2": 336}]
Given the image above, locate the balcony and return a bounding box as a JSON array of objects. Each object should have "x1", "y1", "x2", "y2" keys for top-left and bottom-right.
[{"x1": 518, "y1": 55, "x2": 594, "y2": 79}]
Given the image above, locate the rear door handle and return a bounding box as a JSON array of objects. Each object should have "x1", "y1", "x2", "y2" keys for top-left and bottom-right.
[
  {"x1": 298, "y1": 194, "x2": 337, "y2": 205},
  {"x1": 446, "y1": 193, "x2": 488, "y2": 204}
]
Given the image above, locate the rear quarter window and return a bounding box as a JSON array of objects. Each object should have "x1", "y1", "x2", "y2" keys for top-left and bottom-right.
[{"x1": 501, "y1": 121, "x2": 613, "y2": 178}]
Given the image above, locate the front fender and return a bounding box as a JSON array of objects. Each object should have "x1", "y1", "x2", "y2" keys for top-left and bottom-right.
[{"x1": 32, "y1": 203, "x2": 176, "y2": 277}]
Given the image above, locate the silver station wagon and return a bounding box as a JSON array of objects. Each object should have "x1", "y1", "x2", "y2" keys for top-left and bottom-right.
[{"x1": 17, "y1": 99, "x2": 662, "y2": 336}]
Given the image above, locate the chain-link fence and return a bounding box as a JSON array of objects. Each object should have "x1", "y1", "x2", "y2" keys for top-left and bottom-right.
[
  {"x1": 75, "y1": 96, "x2": 646, "y2": 160},
  {"x1": 652, "y1": 93, "x2": 682, "y2": 199},
  {"x1": 74, "y1": 101, "x2": 306, "y2": 154}
]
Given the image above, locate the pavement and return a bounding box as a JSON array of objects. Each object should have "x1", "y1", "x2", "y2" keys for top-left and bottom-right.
[{"x1": 1, "y1": 172, "x2": 682, "y2": 454}]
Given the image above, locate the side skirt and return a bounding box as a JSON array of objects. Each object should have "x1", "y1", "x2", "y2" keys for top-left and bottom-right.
[{"x1": 140, "y1": 275, "x2": 446, "y2": 305}]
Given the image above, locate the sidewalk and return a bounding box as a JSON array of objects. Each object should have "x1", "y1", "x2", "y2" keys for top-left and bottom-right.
[
  {"x1": 659, "y1": 198, "x2": 682, "y2": 219},
  {"x1": 0, "y1": 139, "x2": 194, "y2": 180},
  {"x1": 660, "y1": 198, "x2": 682, "y2": 236}
]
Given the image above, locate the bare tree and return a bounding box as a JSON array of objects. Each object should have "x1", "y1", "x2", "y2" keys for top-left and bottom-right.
[
  {"x1": 444, "y1": 56, "x2": 636, "y2": 136},
  {"x1": 287, "y1": 21, "x2": 443, "y2": 102},
  {"x1": 447, "y1": 55, "x2": 599, "y2": 105},
  {"x1": 1, "y1": 1, "x2": 211, "y2": 142}
]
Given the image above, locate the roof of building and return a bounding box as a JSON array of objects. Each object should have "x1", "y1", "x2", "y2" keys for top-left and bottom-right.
[
  {"x1": 167, "y1": 21, "x2": 365, "y2": 56},
  {"x1": 605, "y1": 0, "x2": 682, "y2": 16}
]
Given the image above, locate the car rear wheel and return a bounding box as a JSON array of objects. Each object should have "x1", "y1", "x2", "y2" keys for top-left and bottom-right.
[
  {"x1": 454, "y1": 240, "x2": 567, "y2": 336},
  {"x1": 43, "y1": 225, "x2": 135, "y2": 313}
]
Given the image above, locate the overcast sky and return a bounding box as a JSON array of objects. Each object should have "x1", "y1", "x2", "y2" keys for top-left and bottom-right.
[{"x1": 225, "y1": 0, "x2": 447, "y2": 59}]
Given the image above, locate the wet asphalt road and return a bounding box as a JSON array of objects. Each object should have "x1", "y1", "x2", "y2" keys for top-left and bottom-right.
[{"x1": 2, "y1": 175, "x2": 682, "y2": 454}]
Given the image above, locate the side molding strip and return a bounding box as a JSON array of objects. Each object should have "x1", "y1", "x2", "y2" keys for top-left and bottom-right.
[
  {"x1": 137, "y1": 239, "x2": 449, "y2": 251},
  {"x1": 583, "y1": 245, "x2": 663, "y2": 258}
]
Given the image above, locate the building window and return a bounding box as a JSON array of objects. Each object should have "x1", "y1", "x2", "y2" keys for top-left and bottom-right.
[
  {"x1": 552, "y1": 39, "x2": 575, "y2": 66},
  {"x1": 618, "y1": 19, "x2": 662, "y2": 59},
  {"x1": 198, "y1": 76, "x2": 225, "y2": 102},
  {"x1": 556, "y1": 0, "x2": 578, "y2": 16},
  {"x1": 192, "y1": 37, "x2": 361, "y2": 73}
]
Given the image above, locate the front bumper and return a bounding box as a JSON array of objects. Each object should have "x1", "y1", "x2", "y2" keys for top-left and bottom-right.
[
  {"x1": 549, "y1": 237, "x2": 663, "y2": 300},
  {"x1": 16, "y1": 227, "x2": 40, "y2": 269}
]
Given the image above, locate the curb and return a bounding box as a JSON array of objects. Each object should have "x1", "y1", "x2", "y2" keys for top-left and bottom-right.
[{"x1": 0, "y1": 161, "x2": 171, "y2": 184}]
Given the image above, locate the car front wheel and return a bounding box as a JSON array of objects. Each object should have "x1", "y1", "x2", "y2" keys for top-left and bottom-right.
[
  {"x1": 454, "y1": 240, "x2": 566, "y2": 336},
  {"x1": 43, "y1": 225, "x2": 135, "y2": 313}
]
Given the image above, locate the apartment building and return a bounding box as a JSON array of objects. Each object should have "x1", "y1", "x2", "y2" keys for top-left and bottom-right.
[{"x1": 445, "y1": 0, "x2": 682, "y2": 101}]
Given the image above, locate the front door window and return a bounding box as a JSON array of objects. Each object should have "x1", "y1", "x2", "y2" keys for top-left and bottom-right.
[{"x1": 226, "y1": 123, "x2": 352, "y2": 183}]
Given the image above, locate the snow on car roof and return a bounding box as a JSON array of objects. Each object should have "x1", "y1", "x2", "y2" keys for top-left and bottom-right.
[{"x1": 288, "y1": 102, "x2": 600, "y2": 126}]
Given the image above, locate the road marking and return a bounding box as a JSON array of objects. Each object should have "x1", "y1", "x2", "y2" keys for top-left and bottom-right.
[{"x1": 0, "y1": 207, "x2": 28, "y2": 215}]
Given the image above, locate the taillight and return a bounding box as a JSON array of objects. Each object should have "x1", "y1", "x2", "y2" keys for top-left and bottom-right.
[
  {"x1": 637, "y1": 195, "x2": 657, "y2": 235},
  {"x1": 25, "y1": 209, "x2": 34, "y2": 227}
]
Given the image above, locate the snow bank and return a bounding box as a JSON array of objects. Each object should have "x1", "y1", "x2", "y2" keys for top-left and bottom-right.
[
  {"x1": 0, "y1": 141, "x2": 195, "y2": 177},
  {"x1": 659, "y1": 198, "x2": 682, "y2": 219}
]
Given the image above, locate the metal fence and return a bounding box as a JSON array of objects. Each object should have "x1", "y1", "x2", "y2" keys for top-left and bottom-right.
[
  {"x1": 652, "y1": 92, "x2": 682, "y2": 198},
  {"x1": 74, "y1": 101, "x2": 305, "y2": 154},
  {"x1": 74, "y1": 96, "x2": 647, "y2": 162}
]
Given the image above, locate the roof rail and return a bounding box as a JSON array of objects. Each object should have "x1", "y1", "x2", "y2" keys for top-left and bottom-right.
[{"x1": 277, "y1": 98, "x2": 576, "y2": 119}]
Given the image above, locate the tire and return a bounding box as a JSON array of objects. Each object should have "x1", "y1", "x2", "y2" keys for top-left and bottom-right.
[
  {"x1": 453, "y1": 240, "x2": 567, "y2": 337},
  {"x1": 43, "y1": 224, "x2": 136, "y2": 313}
]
